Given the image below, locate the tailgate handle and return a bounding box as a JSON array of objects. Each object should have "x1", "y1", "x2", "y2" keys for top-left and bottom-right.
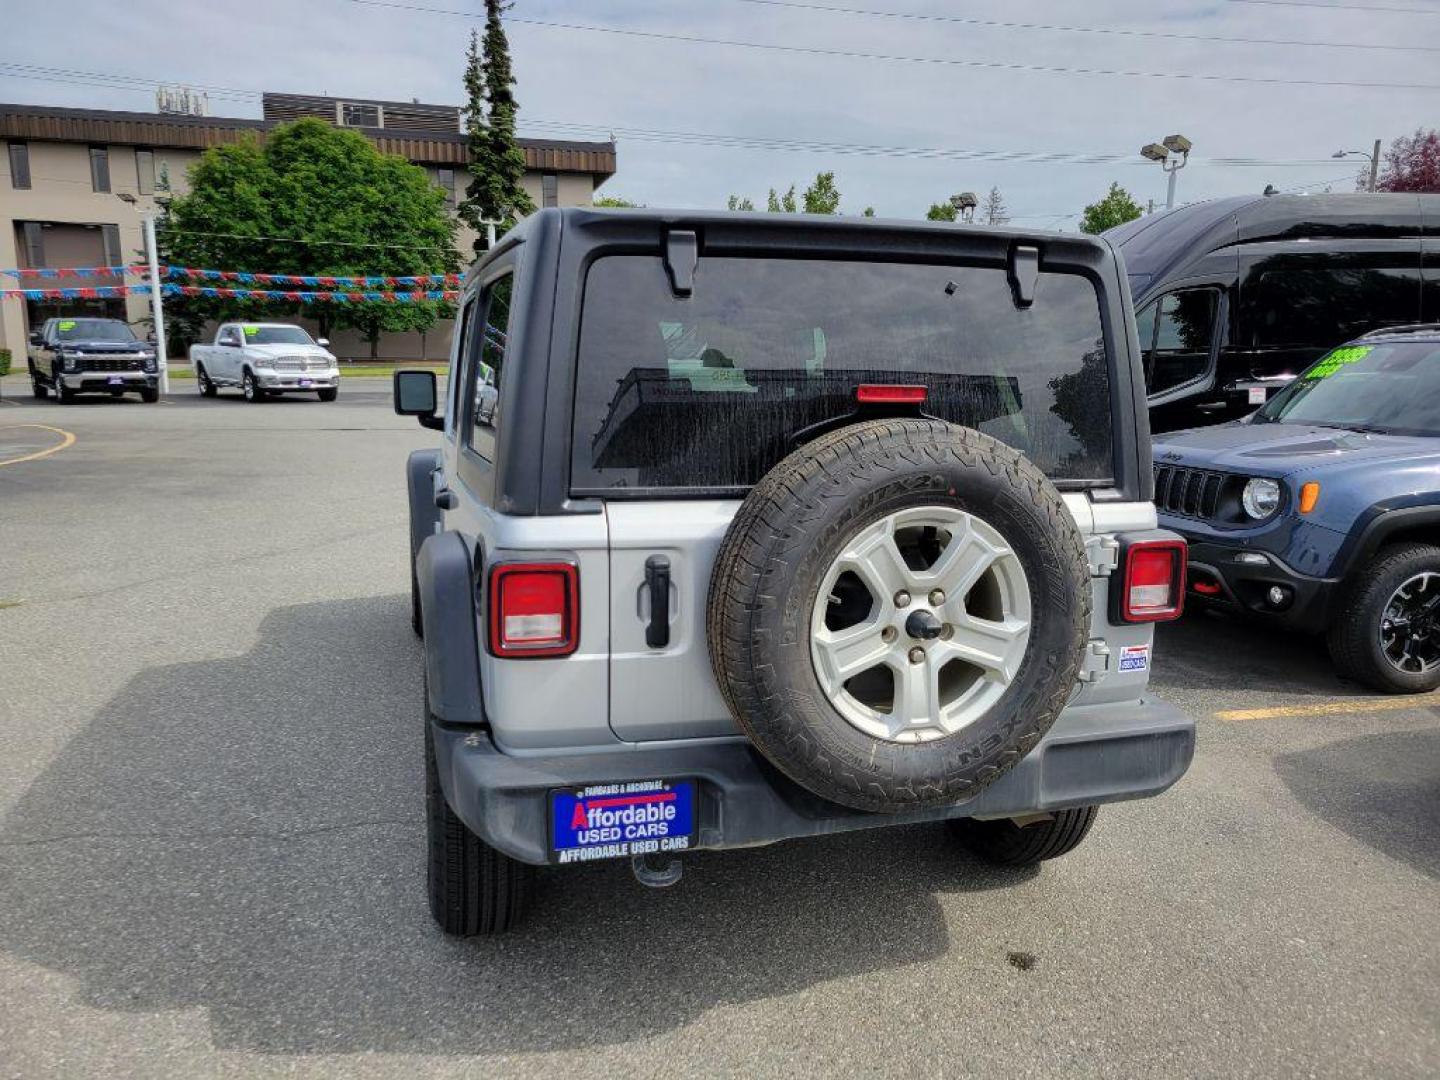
[{"x1": 644, "y1": 555, "x2": 672, "y2": 648}]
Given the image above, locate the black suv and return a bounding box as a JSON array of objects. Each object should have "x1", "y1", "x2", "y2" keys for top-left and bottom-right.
[{"x1": 394, "y1": 208, "x2": 1194, "y2": 934}]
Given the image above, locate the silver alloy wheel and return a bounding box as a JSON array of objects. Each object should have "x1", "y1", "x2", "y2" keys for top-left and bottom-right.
[
  {"x1": 809, "y1": 505, "x2": 1032, "y2": 744},
  {"x1": 1380, "y1": 571, "x2": 1440, "y2": 674},
  {"x1": 243, "y1": 372, "x2": 256, "y2": 400},
  {"x1": 197, "y1": 366, "x2": 211, "y2": 394}
]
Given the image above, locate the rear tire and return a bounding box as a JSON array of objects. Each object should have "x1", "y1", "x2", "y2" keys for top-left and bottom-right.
[
  {"x1": 317, "y1": 387, "x2": 338, "y2": 402},
  {"x1": 426, "y1": 706, "x2": 530, "y2": 935},
  {"x1": 1327, "y1": 542, "x2": 1440, "y2": 694},
  {"x1": 951, "y1": 806, "x2": 1098, "y2": 867}
]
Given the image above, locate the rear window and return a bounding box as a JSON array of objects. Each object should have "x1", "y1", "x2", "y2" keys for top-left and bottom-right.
[{"x1": 570, "y1": 256, "x2": 1114, "y2": 493}]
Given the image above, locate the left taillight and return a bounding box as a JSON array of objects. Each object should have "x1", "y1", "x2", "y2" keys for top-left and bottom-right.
[
  {"x1": 487, "y1": 562, "x2": 579, "y2": 658},
  {"x1": 1116, "y1": 538, "x2": 1187, "y2": 623}
]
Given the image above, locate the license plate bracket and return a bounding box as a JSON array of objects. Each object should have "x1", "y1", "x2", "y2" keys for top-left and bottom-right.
[
  {"x1": 550, "y1": 779, "x2": 696, "y2": 864},
  {"x1": 107, "y1": 375, "x2": 124, "y2": 385}
]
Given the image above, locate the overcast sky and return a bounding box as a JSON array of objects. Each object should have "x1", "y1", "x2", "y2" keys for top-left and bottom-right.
[{"x1": 6, "y1": 0, "x2": 1436, "y2": 226}]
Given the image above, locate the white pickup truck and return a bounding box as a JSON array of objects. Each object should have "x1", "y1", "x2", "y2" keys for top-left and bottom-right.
[{"x1": 189, "y1": 322, "x2": 340, "y2": 402}]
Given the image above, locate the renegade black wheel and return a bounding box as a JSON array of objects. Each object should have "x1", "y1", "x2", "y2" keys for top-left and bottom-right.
[
  {"x1": 425, "y1": 703, "x2": 530, "y2": 935},
  {"x1": 197, "y1": 364, "x2": 218, "y2": 397},
  {"x1": 708, "y1": 419, "x2": 1090, "y2": 813},
  {"x1": 951, "y1": 806, "x2": 1098, "y2": 867},
  {"x1": 241, "y1": 370, "x2": 264, "y2": 403},
  {"x1": 317, "y1": 387, "x2": 338, "y2": 402},
  {"x1": 1329, "y1": 542, "x2": 1440, "y2": 694}
]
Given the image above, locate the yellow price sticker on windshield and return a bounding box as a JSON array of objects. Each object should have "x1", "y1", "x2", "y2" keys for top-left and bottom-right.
[
  {"x1": 1309, "y1": 345, "x2": 1371, "y2": 379},
  {"x1": 57, "y1": 320, "x2": 76, "y2": 331}
]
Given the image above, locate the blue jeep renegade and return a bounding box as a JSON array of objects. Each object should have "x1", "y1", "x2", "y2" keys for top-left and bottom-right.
[{"x1": 1152, "y1": 325, "x2": 1440, "y2": 694}]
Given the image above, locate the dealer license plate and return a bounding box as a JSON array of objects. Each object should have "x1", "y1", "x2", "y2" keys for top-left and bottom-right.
[
  {"x1": 299, "y1": 378, "x2": 312, "y2": 387},
  {"x1": 107, "y1": 376, "x2": 124, "y2": 385},
  {"x1": 550, "y1": 779, "x2": 696, "y2": 864}
]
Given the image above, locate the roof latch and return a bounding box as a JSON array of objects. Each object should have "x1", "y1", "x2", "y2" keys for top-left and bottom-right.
[
  {"x1": 1008, "y1": 244, "x2": 1039, "y2": 308},
  {"x1": 664, "y1": 229, "x2": 699, "y2": 297}
]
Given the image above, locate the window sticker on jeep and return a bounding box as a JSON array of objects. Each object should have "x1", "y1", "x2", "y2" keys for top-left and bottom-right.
[
  {"x1": 551, "y1": 779, "x2": 695, "y2": 863},
  {"x1": 1308, "y1": 345, "x2": 1371, "y2": 379},
  {"x1": 1118, "y1": 645, "x2": 1151, "y2": 673},
  {"x1": 243, "y1": 325, "x2": 261, "y2": 337}
]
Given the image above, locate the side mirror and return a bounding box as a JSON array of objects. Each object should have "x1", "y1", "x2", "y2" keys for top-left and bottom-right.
[
  {"x1": 316, "y1": 337, "x2": 330, "y2": 347},
  {"x1": 394, "y1": 369, "x2": 443, "y2": 430},
  {"x1": 29, "y1": 332, "x2": 42, "y2": 346}
]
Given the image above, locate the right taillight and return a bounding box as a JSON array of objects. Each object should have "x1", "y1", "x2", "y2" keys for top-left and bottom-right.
[
  {"x1": 488, "y1": 561, "x2": 579, "y2": 657},
  {"x1": 1117, "y1": 537, "x2": 1187, "y2": 623}
]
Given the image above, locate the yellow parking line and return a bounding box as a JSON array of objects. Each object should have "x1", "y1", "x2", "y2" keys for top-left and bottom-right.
[
  {"x1": 0, "y1": 424, "x2": 76, "y2": 467},
  {"x1": 1214, "y1": 696, "x2": 1435, "y2": 722}
]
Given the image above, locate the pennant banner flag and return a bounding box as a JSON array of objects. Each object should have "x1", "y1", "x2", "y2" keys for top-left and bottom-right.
[
  {"x1": 161, "y1": 284, "x2": 458, "y2": 304},
  {"x1": 160, "y1": 266, "x2": 462, "y2": 288},
  {"x1": 0, "y1": 285, "x2": 151, "y2": 299},
  {"x1": 0, "y1": 265, "x2": 142, "y2": 280}
]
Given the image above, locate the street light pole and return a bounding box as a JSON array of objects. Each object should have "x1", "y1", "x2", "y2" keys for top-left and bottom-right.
[
  {"x1": 1333, "y1": 141, "x2": 1383, "y2": 192},
  {"x1": 1141, "y1": 135, "x2": 1192, "y2": 211},
  {"x1": 142, "y1": 210, "x2": 168, "y2": 394}
]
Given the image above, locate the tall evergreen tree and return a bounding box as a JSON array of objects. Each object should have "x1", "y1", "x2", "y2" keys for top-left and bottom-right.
[
  {"x1": 459, "y1": 3, "x2": 535, "y2": 255},
  {"x1": 457, "y1": 30, "x2": 489, "y2": 254}
]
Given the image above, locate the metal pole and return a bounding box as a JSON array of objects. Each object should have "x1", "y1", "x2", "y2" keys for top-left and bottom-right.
[
  {"x1": 485, "y1": 221, "x2": 497, "y2": 250},
  {"x1": 1369, "y1": 138, "x2": 1381, "y2": 193},
  {"x1": 143, "y1": 212, "x2": 168, "y2": 394},
  {"x1": 1165, "y1": 167, "x2": 1178, "y2": 211}
]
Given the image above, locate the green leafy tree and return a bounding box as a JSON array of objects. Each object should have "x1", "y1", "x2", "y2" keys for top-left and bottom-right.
[
  {"x1": 459, "y1": 2, "x2": 535, "y2": 253},
  {"x1": 925, "y1": 201, "x2": 958, "y2": 222},
  {"x1": 802, "y1": 171, "x2": 841, "y2": 214},
  {"x1": 1080, "y1": 182, "x2": 1143, "y2": 235},
  {"x1": 767, "y1": 185, "x2": 798, "y2": 213},
  {"x1": 861, "y1": 206, "x2": 876, "y2": 217},
  {"x1": 593, "y1": 194, "x2": 641, "y2": 207},
  {"x1": 726, "y1": 194, "x2": 756, "y2": 211},
  {"x1": 163, "y1": 119, "x2": 458, "y2": 357}
]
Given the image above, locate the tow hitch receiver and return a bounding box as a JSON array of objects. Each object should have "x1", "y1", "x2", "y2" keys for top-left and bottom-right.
[{"x1": 632, "y1": 853, "x2": 684, "y2": 888}]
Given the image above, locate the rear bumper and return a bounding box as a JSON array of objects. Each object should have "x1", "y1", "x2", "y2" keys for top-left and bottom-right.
[
  {"x1": 432, "y1": 697, "x2": 1196, "y2": 866},
  {"x1": 1183, "y1": 539, "x2": 1338, "y2": 630}
]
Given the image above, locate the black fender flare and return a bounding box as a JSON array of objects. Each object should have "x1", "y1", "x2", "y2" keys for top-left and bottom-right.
[
  {"x1": 416, "y1": 531, "x2": 486, "y2": 726},
  {"x1": 1335, "y1": 505, "x2": 1440, "y2": 578},
  {"x1": 406, "y1": 447, "x2": 442, "y2": 560}
]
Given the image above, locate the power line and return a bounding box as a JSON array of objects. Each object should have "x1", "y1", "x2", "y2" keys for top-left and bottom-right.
[
  {"x1": 0, "y1": 61, "x2": 1361, "y2": 171},
  {"x1": 733, "y1": 0, "x2": 1440, "y2": 52},
  {"x1": 338, "y1": 0, "x2": 1440, "y2": 91},
  {"x1": 1227, "y1": 0, "x2": 1440, "y2": 13}
]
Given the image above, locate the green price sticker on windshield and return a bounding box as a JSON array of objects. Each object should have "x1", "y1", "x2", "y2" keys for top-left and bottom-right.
[
  {"x1": 243, "y1": 325, "x2": 260, "y2": 337},
  {"x1": 57, "y1": 320, "x2": 76, "y2": 331},
  {"x1": 1309, "y1": 345, "x2": 1371, "y2": 379}
]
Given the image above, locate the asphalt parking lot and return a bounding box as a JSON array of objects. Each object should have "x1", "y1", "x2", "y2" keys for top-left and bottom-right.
[{"x1": 1, "y1": 376, "x2": 1436, "y2": 1078}]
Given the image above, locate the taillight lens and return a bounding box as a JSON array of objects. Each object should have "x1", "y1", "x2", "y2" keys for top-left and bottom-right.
[
  {"x1": 1120, "y1": 539, "x2": 1186, "y2": 622},
  {"x1": 488, "y1": 562, "x2": 579, "y2": 657}
]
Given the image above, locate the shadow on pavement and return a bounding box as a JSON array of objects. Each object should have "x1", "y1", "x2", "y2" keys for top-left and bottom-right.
[
  {"x1": 0, "y1": 596, "x2": 1025, "y2": 1056},
  {"x1": 1275, "y1": 727, "x2": 1440, "y2": 880},
  {"x1": 1153, "y1": 609, "x2": 1350, "y2": 698}
]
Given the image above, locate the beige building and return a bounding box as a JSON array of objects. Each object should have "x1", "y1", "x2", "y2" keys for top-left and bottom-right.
[{"x1": 0, "y1": 95, "x2": 616, "y2": 360}]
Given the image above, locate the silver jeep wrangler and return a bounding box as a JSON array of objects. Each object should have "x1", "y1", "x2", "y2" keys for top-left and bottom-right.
[{"x1": 395, "y1": 208, "x2": 1194, "y2": 935}]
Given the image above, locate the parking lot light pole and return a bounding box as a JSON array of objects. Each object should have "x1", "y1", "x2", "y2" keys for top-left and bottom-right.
[
  {"x1": 117, "y1": 193, "x2": 168, "y2": 394},
  {"x1": 1141, "y1": 135, "x2": 1192, "y2": 210},
  {"x1": 1332, "y1": 140, "x2": 1382, "y2": 192}
]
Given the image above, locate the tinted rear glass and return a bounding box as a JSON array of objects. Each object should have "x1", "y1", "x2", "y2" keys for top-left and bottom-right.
[{"x1": 571, "y1": 256, "x2": 1114, "y2": 493}]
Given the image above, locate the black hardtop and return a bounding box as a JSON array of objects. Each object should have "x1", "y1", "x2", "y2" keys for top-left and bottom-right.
[{"x1": 455, "y1": 206, "x2": 1149, "y2": 517}]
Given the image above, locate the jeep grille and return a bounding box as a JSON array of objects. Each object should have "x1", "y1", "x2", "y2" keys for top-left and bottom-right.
[{"x1": 1153, "y1": 464, "x2": 1225, "y2": 519}]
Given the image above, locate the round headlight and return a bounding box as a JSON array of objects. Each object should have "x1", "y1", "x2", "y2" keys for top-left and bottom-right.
[{"x1": 1242, "y1": 478, "x2": 1281, "y2": 520}]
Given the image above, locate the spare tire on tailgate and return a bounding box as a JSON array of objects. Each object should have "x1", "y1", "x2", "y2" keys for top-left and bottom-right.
[{"x1": 707, "y1": 419, "x2": 1090, "y2": 813}]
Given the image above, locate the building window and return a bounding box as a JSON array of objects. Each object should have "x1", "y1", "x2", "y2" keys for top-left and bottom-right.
[
  {"x1": 542, "y1": 173, "x2": 558, "y2": 208},
  {"x1": 340, "y1": 102, "x2": 381, "y2": 128},
  {"x1": 436, "y1": 167, "x2": 456, "y2": 206},
  {"x1": 135, "y1": 149, "x2": 155, "y2": 195},
  {"x1": 21, "y1": 222, "x2": 44, "y2": 267},
  {"x1": 101, "y1": 224, "x2": 122, "y2": 268},
  {"x1": 8, "y1": 142, "x2": 30, "y2": 189},
  {"x1": 89, "y1": 146, "x2": 111, "y2": 193}
]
